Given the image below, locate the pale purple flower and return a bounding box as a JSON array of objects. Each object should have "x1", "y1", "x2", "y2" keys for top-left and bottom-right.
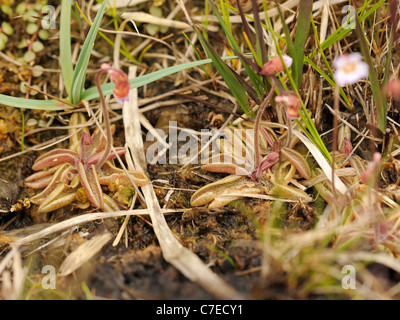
[{"x1": 333, "y1": 53, "x2": 369, "y2": 87}]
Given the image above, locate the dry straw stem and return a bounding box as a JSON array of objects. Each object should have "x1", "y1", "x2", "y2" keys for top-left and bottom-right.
[
  {"x1": 120, "y1": 12, "x2": 191, "y2": 30},
  {"x1": 92, "y1": 0, "x2": 149, "y2": 10},
  {"x1": 292, "y1": 127, "x2": 347, "y2": 194},
  {"x1": 0, "y1": 247, "x2": 26, "y2": 300},
  {"x1": 9, "y1": 209, "x2": 183, "y2": 247},
  {"x1": 58, "y1": 231, "x2": 112, "y2": 277},
  {"x1": 191, "y1": 0, "x2": 348, "y2": 24},
  {"x1": 122, "y1": 66, "x2": 243, "y2": 299}
]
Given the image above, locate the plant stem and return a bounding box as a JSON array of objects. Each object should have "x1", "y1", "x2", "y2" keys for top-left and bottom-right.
[
  {"x1": 331, "y1": 85, "x2": 340, "y2": 199},
  {"x1": 94, "y1": 69, "x2": 113, "y2": 170},
  {"x1": 286, "y1": 118, "x2": 293, "y2": 148},
  {"x1": 254, "y1": 76, "x2": 275, "y2": 175},
  {"x1": 20, "y1": 109, "x2": 25, "y2": 151}
]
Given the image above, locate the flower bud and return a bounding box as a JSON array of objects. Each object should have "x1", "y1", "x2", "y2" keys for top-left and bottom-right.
[
  {"x1": 275, "y1": 94, "x2": 301, "y2": 120},
  {"x1": 100, "y1": 63, "x2": 130, "y2": 105},
  {"x1": 387, "y1": 78, "x2": 400, "y2": 101},
  {"x1": 259, "y1": 55, "x2": 293, "y2": 76},
  {"x1": 360, "y1": 152, "x2": 381, "y2": 184}
]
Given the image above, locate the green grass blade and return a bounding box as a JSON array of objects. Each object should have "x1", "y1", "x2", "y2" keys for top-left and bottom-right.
[
  {"x1": 304, "y1": 56, "x2": 351, "y2": 109},
  {"x1": 309, "y1": 17, "x2": 352, "y2": 111},
  {"x1": 191, "y1": 27, "x2": 251, "y2": 116},
  {"x1": 293, "y1": 0, "x2": 312, "y2": 88},
  {"x1": 1, "y1": 57, "x2": 245, "y2": 110},
  {"x1": 252, "y1": 0, "x2": 267, "y2": 65},
  {"x1": 269, "y1": 31, "x2": 332, "y2": 161},
  {"x1": 60, "y1": 0, "x2": 73, "y2": 98},
  {"x1": 275, "y1": 1, "x2": 295, "y2": 59},
  {"x1": 209, "y1": 0, "x2": 264, "y2": 99},
  {"x1": 182, "y1": 32, "x2": 209, "y2": 77},
  {"x1": 70, "y1": 0, "x2": 108, "y2": 104},
  {"x1": 355, "y1": 16, "x2": 385, "y2": 132},
  {"x1": 236, "y1": 0, "x2": 254, "y2": 50},
  {"x1": 0, "y1": 94, "x2": 67, "y2": 110},
  {"x1": 80, "y1": 55, "x2": 246, "y2": 102},
  {"x1": 308, "y1": 0, "x2": 386, "y2": 58}
]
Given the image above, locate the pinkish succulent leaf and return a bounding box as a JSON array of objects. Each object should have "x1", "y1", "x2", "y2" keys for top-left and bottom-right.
[
  {"x1": 259, "y1": 152, "x2": 280, "y2": 171},
  {"x1": 201, "y1": 163, "x2": 250, "y2": 176},
  {"x1": 87, "y1": 147, "x2": 127, "y2": 166},
  {"x1": 281, "y1": 147, "x2": 311, "y2": 180},
  {"x1": 32, "y1": 149, "x2": 79, "y2": 171},
  {"x1": 25, "y1": 165, "x2": 61, "y2": 189},
  {"x1": 85, "y1": 124, "x2": 117, "y2": 156},
  {"x1": 38, "y1": 188, "x2": 76, "y2": 213},
  {"x1": 190, "y1": 175, "x2": 246, "y2": 207},
  {"x1": 100, "y1": 161, "x2": 149, "y2": 187},
  {"x1": 79, "y1": 132, "x2": 93, "y2": 162},
  {"x1": 260, "y1": 126, "x2": 275, "y2": 148},
  {"x1": 30, "y1": 164, "x2": 74, "y2": 204},
  {"x1": 25, "y1": 175, "x2": 53, "y2": 189},
  {"x1": 78, "y1": 162, "x2": 104, "y2": 209}
]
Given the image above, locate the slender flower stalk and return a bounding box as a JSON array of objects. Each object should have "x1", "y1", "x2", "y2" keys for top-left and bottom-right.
[
  {"x1": 253, "y1": 77, "x2": 275, "y2": 173},
  {"x1": 94, "y1": 64, "x2": 130, "y2": 170},
  {"x1": 252, "y1": 55, "x2": 292, "y2": 180},
  {"x1": 332, "y1": 53, "x2": 369, "y2": 197},
  {"x1": 331, "y1": 85, "x2": 340, "y2": 198}
]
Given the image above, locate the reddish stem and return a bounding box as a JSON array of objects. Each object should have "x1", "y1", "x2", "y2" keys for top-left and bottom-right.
[
  {"x1": 254, "y1": 77, "x2": 276, "y2": 173},
  {"x1": 332, "y1": 85, "x2": 340, "y2": 199},
  {"x1": 94, "y1": 69, "x2": 113, "y2": 170}
]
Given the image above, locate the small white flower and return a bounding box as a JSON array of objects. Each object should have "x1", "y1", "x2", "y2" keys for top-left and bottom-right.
[{"x1": 333, "y1": 53, "x2": 369, "y2": 87}]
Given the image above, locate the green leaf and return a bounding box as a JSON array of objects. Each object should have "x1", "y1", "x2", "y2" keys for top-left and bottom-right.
[
  {"x1": 70, "y1": 0, "x2": 107, "y2": 104},
  {"x1": 0, "y1": 94, "x2": 67, "y2": 110},
  {"x1": 308, "y1": 0, "x2": 386, "y2": 59},
  {"x1": 275, "y1": 1, "x2": 295, "y2": 60},
  {"x1": 308, "y1": 17, "x2": 353, "y2": 111},
  {"x1": 0, "y1": 56, "x2": 246, "y2": 110},
  {"x1": 355, "y1": 16, "x2": 385, "y2": 132},
  {"x1": 60, "y1": 0, "x2": 73, "y2": 98},
  {"x1": 81, "y1": 55, "x2": 245, "y2": 101},
  {"x1": 209, "y1": 0, "x2": 264, "y2": 100},
  {"x1": 252, "y1": 0, "x2": 267, "y2": 65},
  {"x1": 293, "y1": 0, "x2": 312, "y2": 88},
  {"x1": 304, "y1": 55, "x2": 351, "y2": 109},
  {"x1": 189, "y1": 27, "x2": 251, "y2": 116}
]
